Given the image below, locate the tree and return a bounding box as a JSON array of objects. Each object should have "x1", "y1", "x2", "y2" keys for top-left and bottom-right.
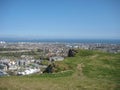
[
  {"x1": 43, "y1": 63, "x2": 55, "y2": 73},
  {"x1": 68, "y1": 49, "x2": 78, "y2": 57},
  {"x1": 68, "y1": 49, "x2": 74, "y2": 57}
]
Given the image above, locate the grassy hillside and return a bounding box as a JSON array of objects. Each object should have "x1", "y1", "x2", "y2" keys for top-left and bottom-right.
[{"x1": 0, "y1": 49, "x2": 120, "y2": 90}]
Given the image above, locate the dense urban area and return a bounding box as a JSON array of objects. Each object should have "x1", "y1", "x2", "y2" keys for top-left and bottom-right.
[{"x1": 0, "y1": 41, "x2": 120, "y2": 76}]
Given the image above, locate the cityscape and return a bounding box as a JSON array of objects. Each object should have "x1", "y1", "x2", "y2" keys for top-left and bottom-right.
[
  {"x1": 0, "y1": 0, "x2": 120, "y2": 90},
  {"x1": 0, "y1": 41, "x2": 120, "y2": 76}
]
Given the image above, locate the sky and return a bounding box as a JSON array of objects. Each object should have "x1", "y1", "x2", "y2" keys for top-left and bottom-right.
[{"x1": 0, "y1": 0, "x2": 120, "y2": 40}]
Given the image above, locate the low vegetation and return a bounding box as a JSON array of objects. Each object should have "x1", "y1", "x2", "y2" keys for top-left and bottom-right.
[
  {"x1": 0, "y1": 48, "x2": 19, "y2": 51},
  {"x1": 0, "y1": 49, "x2": 120, "y2": 90},
  {"x1": 0, "y1": 50, "x2": 44, "y2": 59}
]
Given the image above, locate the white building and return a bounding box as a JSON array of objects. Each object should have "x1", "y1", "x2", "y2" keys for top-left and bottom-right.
[{"x1": 49, "y1": 56, "x2": 64, "y2": 61}]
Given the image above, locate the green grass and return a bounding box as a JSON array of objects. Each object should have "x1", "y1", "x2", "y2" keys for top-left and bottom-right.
[
  {"x1": 0, "y1": 49, "x2": 120, "y2": 90},
  {"x1": 29, "y1": 70, "x2": 74, "y2": 78}
]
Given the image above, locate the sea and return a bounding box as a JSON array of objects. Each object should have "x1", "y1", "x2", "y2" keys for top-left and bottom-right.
[{"x1": 0, "y1": 38, "x2": 120, "y2": 44}]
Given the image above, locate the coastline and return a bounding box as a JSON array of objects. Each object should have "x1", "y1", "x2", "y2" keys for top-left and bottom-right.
[{"x1": 0, "y1": 39, "x2": 120, "y2": 44}]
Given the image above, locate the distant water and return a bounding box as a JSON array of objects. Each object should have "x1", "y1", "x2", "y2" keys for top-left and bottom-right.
[{"x1": 0, "y1": 38, "x2": 120, "y2": 44}]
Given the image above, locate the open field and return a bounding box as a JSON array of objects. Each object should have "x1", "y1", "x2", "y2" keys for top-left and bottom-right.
[{"x1": 0, "y1": 50, "x2": 120, "y2": 90}]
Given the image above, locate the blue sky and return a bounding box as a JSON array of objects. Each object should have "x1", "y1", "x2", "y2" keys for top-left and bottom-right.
[{"x1": 0, "y1": 0, "x2": 120, "y2": 39}]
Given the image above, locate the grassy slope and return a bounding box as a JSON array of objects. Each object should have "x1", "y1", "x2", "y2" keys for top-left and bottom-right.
[{"x1": 0, "y1": 50, "x2": 120, "y2": 90}]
